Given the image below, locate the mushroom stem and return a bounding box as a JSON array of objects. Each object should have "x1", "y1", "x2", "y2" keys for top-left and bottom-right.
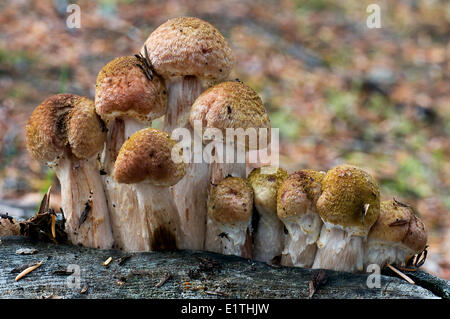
[
  {"x1": 312, "y1": 223, "x2": 365, "y2": 273},
  {"x1": 101, "y1": 119, "x2": 150, "y2": 251},
  {"x1": 219, "y1": 223, "x2": 252, "y2": 258},
  {"x1": 254, "y1": 207, "x2": 285, "y2": 263},
  {"x1": 364, "y1": 240, "x2": 416, "y2": 269},
  {"x1": 281, "y1": 211, "x2": 322, "y2": 267},
  {"x1": 163, "y1": 76, "x2": 204, "y2": 132},
  {"x1": 53, "y1": 152, "x2": 113, "y2": 249},
  {"x1": 135, "y1": 185, "x2": 181, "y2": 251},
  {"x1": 163, "y1": 77, "x2": 208, "y2": 251}
]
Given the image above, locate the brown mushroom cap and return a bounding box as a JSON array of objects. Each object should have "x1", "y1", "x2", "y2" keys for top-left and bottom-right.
[
  {"x1": 142, "y1": 17, "x2": 234, "y2": 82},
  {"x1": 369, "y1": 199, "x2": 427, "y2": 253},
  {"x1": 95, "y1": 56, "x2": 167, "y2": 124},
  {"x1": 317, "y1": 165, "x2": 380, "y2": 233},
  {"x1": 26, "y1": 93, "x2": 106, "y2": 163},
  {"x1": 277, "y1": 169, "x2": 325, "y2": 219},
  {"x1": 248, "y1": 166, "x2": 288, "y2": 215},
  {"x1": 208, "y1": 177, "x2": 254, "y2": 225},
  {"x1": 189, "y1": 81, "x2": 271, "y2": 149},
  {"x1": 113, "y1": 128, "x2": 186, "y2": 186}
]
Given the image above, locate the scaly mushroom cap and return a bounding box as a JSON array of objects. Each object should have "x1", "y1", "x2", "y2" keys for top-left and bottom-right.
[
  {"x1": 142, "y1": 17, "x2": 234, "y2": 82},
  {"x1": 248, "y1": 166, "x2": 288, "y2": 215},
  {"x1": 189, "y1": 81, "x2": 271, "y2": 150},
  {"x1": 277, "y1": 169, "x2": 325, "y2": 219},
  {"x1": 208, "y1": 177, "x2": 254, "y2": 225},
  {"x1": 26, "y1": 93, "x2": 106, "y2": 163},
  {"x1": 95, "y1": 56, "x2": 167, "y2": 124},
  {"x1": 317, "y1": 165, "x2": 380, "y2": 236},
  {"x1": 369, "y1": 199, "x2": 427, "y2": 254},
  {"x1": 114, "y1": 128, "x2": 186, "y2": 186}
]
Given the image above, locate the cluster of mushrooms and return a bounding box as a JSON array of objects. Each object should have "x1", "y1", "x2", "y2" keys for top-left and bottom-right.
[{"x1": 22, "y1": 17, "x2": 428, "y2": 274}]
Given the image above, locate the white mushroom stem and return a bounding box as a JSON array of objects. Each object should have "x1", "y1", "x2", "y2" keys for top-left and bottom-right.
[
  {"x1": 253, "y1": 207, "x2": 285, "y2": 263},
  {"x1": 216, "y1": 221, "x2": 252, "y2": 258},
  {"x1": 52, "y1": 153, "x2": 113, "y2": 249},
  {"x1": 312, "y1": 222, "x2": 367, "y2": 273},
  {"x1": 364, "y1": 240, "x2": 416, "y2": 269},
  {"x1": 280, "y1": 211, "x2": 322, "y2": 267},
  {"x1": 134, "y1": 184, "x2": 182, "y2": 250},
  {"x1": 163, "y1": 76, "x2": 204, "y2": 132},
  {"x1": 101, "y1": 118, "x2": 149, "y2": 251}
]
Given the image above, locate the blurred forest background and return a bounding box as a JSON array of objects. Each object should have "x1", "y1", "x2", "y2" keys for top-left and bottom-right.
[{"x1": 0, "y1": 0, "x2": 448, "y2": 278}]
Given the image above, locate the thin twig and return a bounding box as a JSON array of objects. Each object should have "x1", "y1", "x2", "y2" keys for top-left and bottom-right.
[{"x1": 387, "y1": 264, "x2": 415, "y2": 285}]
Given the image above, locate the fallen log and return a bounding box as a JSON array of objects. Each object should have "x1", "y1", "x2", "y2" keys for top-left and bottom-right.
[{"x1": 0, "y1": 236, "x2": 445, "y2": 299}]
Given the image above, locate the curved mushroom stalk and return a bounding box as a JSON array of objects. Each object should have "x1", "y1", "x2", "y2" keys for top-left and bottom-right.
[
  {"x1": 312, "y1": 224, "x2": 365, "y2": 273},
  {"x1": 54, "y1": 154, "x2": 113, "y2": 249},
  {"x1": 281, "y1": 212, "x2": 322, "y2": 267}
]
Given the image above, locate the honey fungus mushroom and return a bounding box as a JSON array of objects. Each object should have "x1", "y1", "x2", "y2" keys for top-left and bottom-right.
[
  {"x1": 141, "y1": 17, "x2": 234, "y2": 251},
  {"x1": 114, "y1": 128, "x2": 186, "y2": 251},
  {"x1": 26, "y1": 94, "x2": 113, "y2": 249},
  {"x1": 312, "y1": 165, "x2": 380, "y2": 273},
  {"x1": 191, "y1": 81, "x2": 271, "y2": 252},
  {"x1": 364, "y1": 199, "x2": 427, "y2": 269},
  {"x1": 207, "y1": 177, "x2": 254, "y2": 258},
  {"x1": 248, "y1": 166, "x2": 288, "y2": 263},
  {"x1": 95, "y1": 55, "x2": 167, "y2": 251},
  {"x1": 277, "y1": 169, "x2": 325, "y2": 267}
]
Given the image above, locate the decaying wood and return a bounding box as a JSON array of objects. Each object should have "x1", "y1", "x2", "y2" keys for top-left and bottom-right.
[{"x1": 0, "y1": 237, "x2": 446, "y2": 299}]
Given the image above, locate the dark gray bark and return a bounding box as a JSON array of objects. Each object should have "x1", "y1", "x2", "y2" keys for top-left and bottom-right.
[{"x1": 0, "y1": 236, "x2": 444, "y2": 299}]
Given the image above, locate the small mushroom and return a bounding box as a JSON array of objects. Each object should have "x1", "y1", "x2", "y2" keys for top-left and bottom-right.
[
  {"x1": 114, "y1": 128, "x2": 186, "y2": 251},
  {"x1": 248, "y1": 166, "x2": 288, "y2": 263},
  {"x1": 277, "y1": 170, "x2": 325, "y2": 267},
  {"x1": 207, "y1": 177, "x2": 254, "y2": 258},
  {"x1": 95, "y1": 55, "x2": 167, "y2": 251},
  {"x1": 26, "y1": 94, "x2": 113, "y2": 249},
  {"x1": 312, "y1": 165, "x2": 380, "y2": 273},
  {"x1": 364, "y1": 199, "x2": 427, "y2": 269},
  {"x1": 141, "y1": 17, "x2": 234, "y2": 251},
  {"x1": 190, "y1": 81, "x2": 271, "y2": 252}
]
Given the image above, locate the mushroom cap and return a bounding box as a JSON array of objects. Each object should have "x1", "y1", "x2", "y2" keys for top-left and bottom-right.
[
  {"x1": 189, "y1": 81, "x2": 271, "y2": 149},
  {"x1": 277, "y1": 169, "x2": 326, "y2": 219},
  {"x1": 208, "y1": 177, "x2": 254, "y2": 225},
  {"x1": 26, "y1": 93, "x2": 106, "y2": 163},
  {"x1": 95, "y1": 56, "x2": 167, "y2": 124},
  {"x1": 316, "y1": 165, "x2": 380, "y2": 234},
  {"x1": 369, "y1": 199, "x2": 427, "y2": 253},
  {"x1": 248, "y1": 166, "x2": 288, "y2": 215},
  {"x1": 114, "y1": 128, "x2": 186, "y2": 186},
  {"x1": 142, "y1": 17, "x2": 234, "y2": 82}
]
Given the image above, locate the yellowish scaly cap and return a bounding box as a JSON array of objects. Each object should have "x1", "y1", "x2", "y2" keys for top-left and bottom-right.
[
  {"x1": 248, "y1": 166, "x2": 288, "y2": 215},
  {"x1": 317, "y1": 165, "x2": 380, "y2": 233}
]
